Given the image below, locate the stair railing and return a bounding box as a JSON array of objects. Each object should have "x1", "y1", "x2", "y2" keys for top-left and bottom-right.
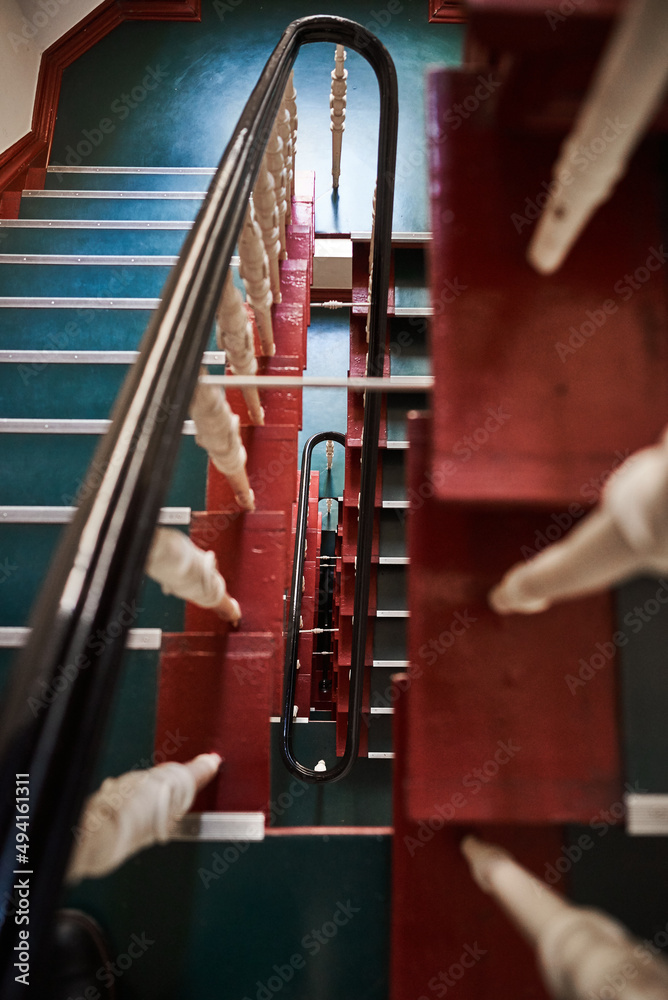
[
  {"x1": 281, "y1": 431, "x2": 346, "y2": 781},
  {"x1": 0, "y1": 16, "x2": 397, "y2": 995}
]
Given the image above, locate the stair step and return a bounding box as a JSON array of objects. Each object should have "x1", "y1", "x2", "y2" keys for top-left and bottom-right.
[
  {"x1": 45, "y1": 171, "x2": 213, "y2": 193},
  {"x1": 0, "y1": 418, "x2": 198, "y2": 434},
  {"x1": 0, "y1": 626, "x2": 162, "y2": 649},
  {"x1": 46, "y1": 166, "x2": 215, "y2": 174},
  {"x1": 169, "y1": 811, "x2": 265, "y2": 842},
  {"x1": 0, "y1": 219, "x2": 193, "y2": 229},
  {"x1": 381, "y1": 451, "x2": 407, "y2": 503},
  {"x1": 0, "y1": 264, "x2": 173, "y2": 298},
  {"x1": 351, "y1": 231, "x2": 432, "y2": 244},
  {"x1": 393, "y1": 307, "x2": 432, "y2": 317},
  {"x1": 23, "y1": 189, "x2": 206, "y2": 199},
  {"x1": 0, "y1": 297, "x2": 158, "y2": 310},
  {"x1": 0, "y1": 225, "x2": 190, "y2": 257},
  {"x1": 0, "y1": 505, "x2": 190, "y2": 524},
  {"x1": 0, "y1": 350, "x2": 224, "y2": 365},
  {"x1": 0, "y1": 435, "x2": 206, "y2": 508},
  {"x1": 19, "y1": 199, "x2": 201, "y2": 222},
  {"x1": 0, "y1": 253, "x2": 239, "y2": 267}
]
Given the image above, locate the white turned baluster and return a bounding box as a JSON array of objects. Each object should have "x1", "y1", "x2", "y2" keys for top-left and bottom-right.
[
  {"x1": 284, "y1": 70, "x2": 298, "y2": 199},
  {"x1": 461, "y1": 835, "x2": 668, "y2": 1000},
  {"x1": 326, "y1": 439, "x2": 334, "y2": 471},
  {"x1": 190, "y1": 367, "x2": 255, "y2": 510},
  {"x1": 330, "y1": 44, "x2": 347, "y2": 189},
  {"x1": 528, "y1": 0, "x2": 668, "y2": 274},
  {"x1": 238, "y1": 200, "x2": 275, "y2": 356},
  {"x1": 215, "y1": 272, "x2": 264, "y2": 425},
  {"x1": 146, "y1": 528, "x2": 240, "y2": 622},
  {"x1": 277, "y1": 101, "x2": 294, "y2": 223},
  {"x1": 253, "y1": 160, "x2": 282, "y2": 303},
  {"x1": 366, "y1": 182, "x2": 377, "y2": 342},
  {"x1": 266, "y1": 123, "x2": 288, "y2": 259}
]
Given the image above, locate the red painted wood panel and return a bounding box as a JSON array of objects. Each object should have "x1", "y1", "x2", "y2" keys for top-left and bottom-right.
[
  {"x1": 427, "y1": 69, "x2": 668, "y2": 506},
  {"x1": 405, "y1": 412, "x2": 622, "y2": 823},
  {"x1": 391, "y1": 682, "x2": 559, "y2": 1000},
  {"x1": 206, "y1": 423, "x2": 299, "y2": 519},
  {"x1": 155, "y1": 631, "x2": 273, "y2": 813}
]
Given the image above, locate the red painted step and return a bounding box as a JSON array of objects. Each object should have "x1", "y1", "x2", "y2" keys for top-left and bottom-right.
[
  {"x1": 154, "y1": 172, "x2": 315, "y2": 815},
  {"x1": 404, "y1": 412, "x2": 621, "y2": 823},
  {"x1": 155, "y1": 631, "x2": 274, "y2": 813},
  {"x1": 390, "y1": 680, "x2": 557, "y2": 1000},
  {"x1": 427, "y1": 69, "x2": 668, "y2": 506}
]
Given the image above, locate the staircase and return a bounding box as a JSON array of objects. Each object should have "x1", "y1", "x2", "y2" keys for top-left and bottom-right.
[
  {"x1": 333, "y1": 236, "x2": 431, "y2": 769},
  {"x1": 0, "y1": 153, "x2": 428, "y2": 994},
  {"x1": 0, "y1": 165, "x2": 216, "y2": 773},
  {"x1": 0, "y1": 159, "x2": 317, "y2": 817}
]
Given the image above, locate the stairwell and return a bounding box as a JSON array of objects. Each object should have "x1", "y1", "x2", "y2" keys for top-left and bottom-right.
[{"x1": 0, "y1": 145, "x2": 433, "y2": 995}]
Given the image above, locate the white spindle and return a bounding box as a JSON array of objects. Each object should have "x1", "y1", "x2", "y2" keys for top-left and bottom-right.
[
  {"x1": 461, "y1": 835, "x2": 668, "y2": 1000},
  {"x1": 252, "y1": 160, "x2": 282, "y2": 303},
  {"x1": 330, "y1": 44, "x2": 347, "y2": 189},
  {"x1": 489, "y1": 426, "x2": 668, "y2": 616},
  {"x1": 190, "y1": 368, "x2": 255, "y2": 509},
  {"x1": 215, "y1": 272, "x2": 264, "y2": 425},
  {"x1": 67, "y1": 753, "x2": 222, "y2": 882},
  {"x1": 238, "y1": 200, "x2": 275, "y2": 356},
  {"x1": 528, "y1": 0, "x2": 668, "y2": 274},
  {"x1": 277, "y1": 102, "x2": 294, "y2": 222},
  {"x1": 146, "y1": 528, "x2": 242, "y2": 622},
  {"x1": 284, "y1": 70, "x2": 298, "y2": 198},
  {"x1": 266, "y1": 123, "x2": 288, "y2": 259},
  {"x1": 326, "y1": 439, "x2": 334, "y2": 471}
]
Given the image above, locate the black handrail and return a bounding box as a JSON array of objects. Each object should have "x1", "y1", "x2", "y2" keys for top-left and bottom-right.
[
  {"x1": 281, "y1": 432, "x2": 347, "y2": 781},
  {"x1": 0, "y1": 16, "x2": 397, "y2": 994}
]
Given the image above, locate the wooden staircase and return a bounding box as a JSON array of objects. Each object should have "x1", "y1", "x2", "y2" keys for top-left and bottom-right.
[{"x1": 154, "y1": 172, "x2": 315, "y2": 824}]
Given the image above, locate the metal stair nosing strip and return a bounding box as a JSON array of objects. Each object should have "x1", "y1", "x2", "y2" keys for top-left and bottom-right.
[
  {"x1": 22, "y1": 190, "x2": 207, "y2": 200},
  {"x1": 373, "y1": 659, "x2": 411, "y2": 668},
  {"x1": 0, "y1": 418, "x2": 198, "y2": 434},
  {"x1": 0, "y1": 506, "x2": 190, "y2": 524},
  {"x1": 0, "y1": 351, "x2": 225, "y2": 365},
  {"x1": 0, "y1": 255, "x2": 240, "y2": 267},
  {"x1": 46, "y1": 167, "x2": 217, "y2": 175},
  {"x1": 0, "y1": 220, "x2": 194, "y2": 230},
  {"x1": 0, "y1": 297, "x2": 160, "y2": 310},
  {"x1": 0, "y1": 626, "x2": 162, "y2": 650}
]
